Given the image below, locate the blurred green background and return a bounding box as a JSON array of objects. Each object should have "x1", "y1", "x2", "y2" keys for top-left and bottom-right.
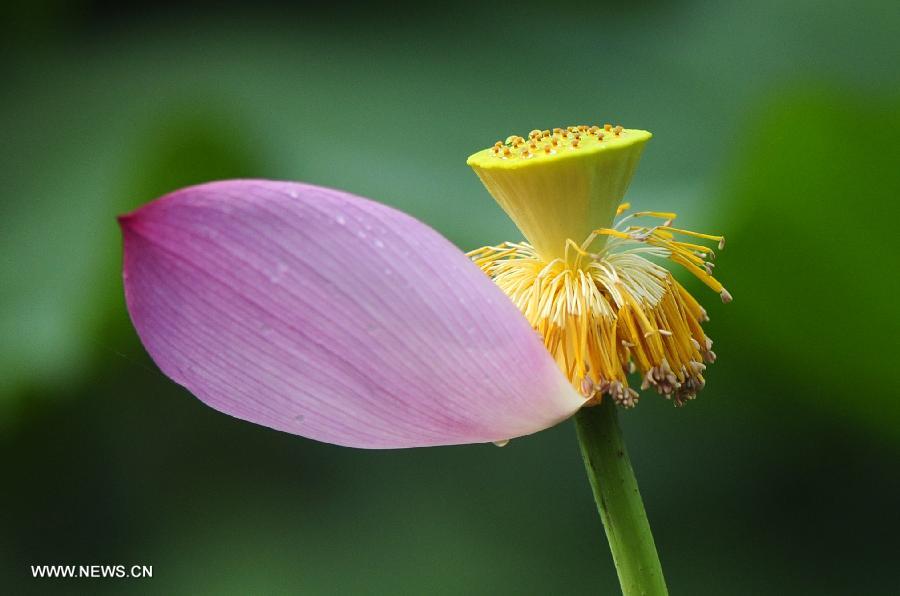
[{"x1": 2, "y1": 1, "x2": 898, "y2": 594}]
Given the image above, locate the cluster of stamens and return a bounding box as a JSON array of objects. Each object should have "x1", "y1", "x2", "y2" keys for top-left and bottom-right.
[
  {"x1": 490, "y1": 124, "x2": 627, "y2": 160},
  {"x1": 469, "y1": 204, "x2": 730, "y2": 408}
]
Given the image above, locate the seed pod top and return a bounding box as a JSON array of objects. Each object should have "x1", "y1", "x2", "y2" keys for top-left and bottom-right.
[{"x1": 467, "y1": 124, "x2": 652, "y2": 261}]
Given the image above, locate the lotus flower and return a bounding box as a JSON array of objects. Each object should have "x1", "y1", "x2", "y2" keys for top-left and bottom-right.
[
  {"x1": 119, "y1": 123, "x2": 729, "y2": 450},
  {"x1": 121, "y1": 123, "x2": 731, "y2": 594}
]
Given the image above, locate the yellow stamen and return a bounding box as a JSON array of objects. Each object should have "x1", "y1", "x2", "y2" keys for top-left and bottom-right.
[
  {"x1": 468, "y1": 227, "x2": 727, "y2": 407},
  {"x1": 633, "y1": 211, "x2": 678, "y2": 221},
  {"x1": 657, "y1": 226, "x2": 724, "y2": 243},
  {"x1": 467, "y1": 125, "x2": 729, "y2": 408}
]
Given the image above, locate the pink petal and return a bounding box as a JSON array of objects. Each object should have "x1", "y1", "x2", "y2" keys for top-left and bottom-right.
[{"x1": 120, "y1": 180, "x2": 583, "y2": 448}]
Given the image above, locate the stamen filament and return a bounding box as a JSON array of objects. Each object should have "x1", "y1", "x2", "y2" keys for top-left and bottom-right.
[{"x1": 468, "y1": 216, "x2": 728, "y2": 407}]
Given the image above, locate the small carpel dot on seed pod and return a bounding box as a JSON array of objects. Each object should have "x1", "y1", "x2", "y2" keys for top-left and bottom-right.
[{"x1": 604, "y1": 123, "x2": 612, "y2": 131}]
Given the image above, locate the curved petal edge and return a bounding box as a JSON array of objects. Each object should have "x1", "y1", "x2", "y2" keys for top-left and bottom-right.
[{"x1": 120, "y1": 179, "x2": 584, "y2": 448}]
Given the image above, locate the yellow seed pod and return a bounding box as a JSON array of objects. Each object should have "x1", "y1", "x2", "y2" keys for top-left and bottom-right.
[{"x1": 467, "y1": 125, "x2": 652, "y2": 260}]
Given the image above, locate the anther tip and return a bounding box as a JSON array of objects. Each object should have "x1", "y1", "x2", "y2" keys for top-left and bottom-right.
[
  {"x1": 580, "y1": 376, "x2": 596, "y2": 398},
  {"x1": 718, "y1": 236, "x2": 726, "y2": 250},
  {"x1": 720, "y1": 289, "x2": 733, "y2": 304}
]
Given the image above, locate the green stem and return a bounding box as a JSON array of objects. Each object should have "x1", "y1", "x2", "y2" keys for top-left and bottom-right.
[{"x1": 574, "y1": 398, "x2": 668, "y2": 596}]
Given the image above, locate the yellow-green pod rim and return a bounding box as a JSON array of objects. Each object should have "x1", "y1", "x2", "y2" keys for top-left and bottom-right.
[{"x1": 467, "y1": 125, "x2": 652, "y2": 261}]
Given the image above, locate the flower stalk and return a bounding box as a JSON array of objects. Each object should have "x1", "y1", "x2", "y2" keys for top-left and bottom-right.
[{"x1": 575, "y1": 399, "x2": 668, "y2": 596}]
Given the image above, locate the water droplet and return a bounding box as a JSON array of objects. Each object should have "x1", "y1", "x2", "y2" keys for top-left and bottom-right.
[
  {"x1": 357, "y1": 231, "x2": 367, "y2": 239},
  {"x1": 335, "y1": 215, "x2": 346, "y2": 225},
  {"x1": 373, "y1": 239, "x2": 384, "y2": 248}
]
